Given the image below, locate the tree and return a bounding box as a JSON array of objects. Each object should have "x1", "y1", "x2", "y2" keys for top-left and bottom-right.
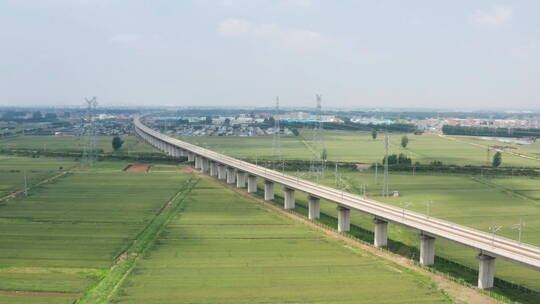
[
  {"x1": 205, "y1": 116, "x2": 213, "y2": 124},
  {"x1": 112, "y1": 136, "x2": 124, "y2": 151},
  {"x1": 224, "y1": 118, "x2": 231, "y2": 126},
  {"x1": 321, "y1": 148, "x2": 328, "y2": 161},
  {"x1": 401, "y1": 135, "x2": 409, "y2": 148},
  {"x1": 371, "y1": 129, "x2": 377, "y2": 140},
  {"x1": 492, "y1": 151, "x2": 502, "y2": 167},
  {"x1": 291, "y1": 128, "x2": 299, "y2": 136}
]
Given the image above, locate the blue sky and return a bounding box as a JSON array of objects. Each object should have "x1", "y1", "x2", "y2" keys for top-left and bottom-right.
[{"x1": 1, "y1": 0, "x2": 539, "y2": 109}]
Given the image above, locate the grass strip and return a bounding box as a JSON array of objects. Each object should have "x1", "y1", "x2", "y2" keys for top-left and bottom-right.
[{"x1": 75, "y1": 176, "x2": 200, "y2": 304}]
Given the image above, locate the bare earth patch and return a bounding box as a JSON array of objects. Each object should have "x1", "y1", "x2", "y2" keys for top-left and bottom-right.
[
  {"x1": 124, "y1": 163, "x2": 152, "y2": 172},
  {"x1": 0, "y1": 290, "x2": 81, "y2": 298}
]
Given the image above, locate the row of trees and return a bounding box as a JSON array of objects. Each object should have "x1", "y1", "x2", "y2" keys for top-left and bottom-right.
[{"x1": 442, "y1": 125, "x2": 540, "y2": 139}]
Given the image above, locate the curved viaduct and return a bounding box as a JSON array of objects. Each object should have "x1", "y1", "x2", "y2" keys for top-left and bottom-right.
[{"x1": 134, "y1": 116, "x2": 540, "y2": 289}]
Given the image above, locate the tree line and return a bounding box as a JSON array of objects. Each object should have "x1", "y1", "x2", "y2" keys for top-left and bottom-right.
[{"x1": 442, "y1": 125, "x2": 540, "y2": 139}]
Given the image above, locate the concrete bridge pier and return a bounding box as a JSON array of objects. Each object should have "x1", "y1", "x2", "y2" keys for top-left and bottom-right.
[
  {"x1": 195, "y1": 155, "x2": 202, "y2": 170},
  {"x1": 217, "y1": 164, "x2": 226, "y2": 180},
  {"x1": 477, "y1": 253, "x2": 495, "y2": 289},
  {"x1": 247, "y1": 175, "x2": 257, "y2": 193},
  {"x1": 187, "y1": 152, "x2": 195, "y2": 162},
  {"x1": 373, "y1": 218, "x2": 388, "y2": 248},
  {"x1": 264, "y1": 180, "x2": 274, "y2": 200},
  {"x1": 337, "y1": 206, "x2": 350, "y2": 232},
  {"x1": 284, "y1": 187, "x2": 295, "y2": 209},
  {"x1": 419, "y1": 233, "x2": 435, "y2": 266},
  {"x1": 308, "y1": 196, "x2": 320, "y2": 220},
  {"x1": 236, "y1": 171, "x2": 247, "y2": 188},
  {"x1": 226, "y1": 167, "x2": 236, "y2": 184},
  {"x1": 174, "y1": 147, "x2": 180, "y2": 158},
  {"x1": 180, "y1": 149, "x2": 187, "y2": 157},
  {"x1": 209, "y1": 161, "x2": 217, "y2": 177},
  {"x1": 201, "y1": 158, "x2": 209, "y2": 173}
]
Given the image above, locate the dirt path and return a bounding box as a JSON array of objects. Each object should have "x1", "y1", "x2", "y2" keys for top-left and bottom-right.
[
  {"x1": 0, "y1": 290, "x2": 81, "y2": 298},
  {"x1": 124, "y1": 163, "x2": 152, "y2": 172},
  {"x1": 0, "y1": 170, "x2": 70, "y2": 202},
  {"x1": 186, "y1": 166, "x2": 500, "y2": 304}
]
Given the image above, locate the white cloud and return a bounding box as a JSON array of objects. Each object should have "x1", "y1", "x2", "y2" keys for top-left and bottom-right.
[
  {"x1": 109, "y1": 34, "x2": 140, "y2": 44},
  {"x1": 217, "y1": 18, "x2": 325, "y2": 52},
  {"x1": 217, "y1": 18, "x2": 251, "y2": 36},
  {"x1": 471, "y1": 6, "x2": 513, "y2": 27}
]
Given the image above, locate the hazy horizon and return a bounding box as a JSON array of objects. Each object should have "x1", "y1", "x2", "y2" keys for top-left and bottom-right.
[{"x1": 1, "y1": 1, "x2": 539, "y2": 110}]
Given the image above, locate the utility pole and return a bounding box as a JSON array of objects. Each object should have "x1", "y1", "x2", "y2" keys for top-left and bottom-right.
[
  {"x1": 310, "y1": 94, "x2": 324, "y2": 177},
  {"x1": 272, "y1": 96, "x2": 282, "y2": 160},
  {"x1": 383, "y1": 133, "x2": 389, "y2": 197},
  {"x1": 374, "y1": 162, "x2": 378, "y2": 185},
  {"x1": 24, "y1": 170, "x2": 28, "y2": 197},
  {"x1": 512, "y1": 219, "x2": 525, "y2": 245}
]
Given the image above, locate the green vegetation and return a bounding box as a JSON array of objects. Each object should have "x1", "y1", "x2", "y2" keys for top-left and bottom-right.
[
  {"x1": 0, "y1": 158, "x2": 191, "y2": 303},
  {"x1": 0, "y1": 135, "x2": 155, "y2": 154},
  {"x1": 286, "y1": 169, "x2": 540, "y2": 301},
  {"x1": 493, "y1": 151, "x2": 502, "y2": 167},
  {"x1": 0, "y1": 155, "x2": 77, "y2": 198},
  {"x1": 175, "y1": 130, "x2": 540, "y2": 167},
  {"x1": 112, "y1": 178, "x2": 450, "y2": 303},
  {"x1": 443, "y1": 125, "x2": 540, "y2": 138},
  {"x1": 112, "y1": 136, "x2": 124, "y2": 151}
]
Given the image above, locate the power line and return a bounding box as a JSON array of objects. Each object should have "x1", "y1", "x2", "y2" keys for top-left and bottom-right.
[
  {"x1": 81, "y1": 97, "x2": 98, "y2": 166},
  {"x1": 383, "y1": 132, "x2": 389, "y2": 197},
  {"x1": 272, "y1": 96, "x2": 282, "y2": 160}
]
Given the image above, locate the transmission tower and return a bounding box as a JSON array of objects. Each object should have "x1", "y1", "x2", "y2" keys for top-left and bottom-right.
[
  {"x1": 272, "y1": 96, "x2": 282, "y2": 160},
  {"x1": 309, "y1": 94, "x2": 325, "y2": 176},
  {"x1": 383, "y1": 132, "x2": 389, "y2": 197},
  {"x1": 80, "y1": 97, "x2": 98, "y2": 166}
]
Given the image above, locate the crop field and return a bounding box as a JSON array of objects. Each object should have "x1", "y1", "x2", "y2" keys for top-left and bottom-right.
[
  {"x1": 112, "y1": 178, "x2": 450, "y2": 304},
  {"x1": 0, "y1": 155, "x2": 78, "y2": 198},
  {"x1": 176, "y1": 130, "x2": 540, "y2": 167},
  {"x1": 0, "y1": 135, "x2": 155, "y2": 153},
  {"x1": 445, "y1": 135, "x2": 540, "y2": 158},
  {"x1": 0, "y1": 159, "x2": 190, "y2": 303},
  {"x1": 277, "y1": 169, "x2": 540, "y2": 295}
]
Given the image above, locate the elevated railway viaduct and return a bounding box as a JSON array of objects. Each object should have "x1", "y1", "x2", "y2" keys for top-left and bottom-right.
[{"x1": 134, "y1": 116, "x2": 540, "y2": 289}]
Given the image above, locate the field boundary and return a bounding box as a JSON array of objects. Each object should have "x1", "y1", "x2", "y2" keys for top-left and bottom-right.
[
  {"x1": 76, "y1": 176, "x2": 200, "y2": 304},
  {"x1": 0, "y1": 169, "x2": 72, "y2": 202}
]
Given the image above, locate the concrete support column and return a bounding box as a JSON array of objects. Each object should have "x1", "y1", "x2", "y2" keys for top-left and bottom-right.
[
  {"x1": 477, "y1": 254, "x2": 495, "y2": 289},
  {"x1": 226, "y1": 167, "x2": 236, "y2": 184},
  {"x1": 201, "y1": 158, "x2": 209, "y2": 173},
  {"x1": 236, "y1": 171, "x2": 247, "y2": 188},
  {"x1": 209, "y1": 161, "x2": 217, "y2": 177},
  {"x1": 283, "y1": 187, "x2": 295, "y2": 209},
  {"x1": 247, "y1": 175, "x2": 257, "y2": 193},
  {"x1": 195, "y1": 155, "x2": 202, "y2": 170},
  {"x1": 217, "y1": 164, "x2": 226, "y2": 180},
  {"x1": 180, "y1": 149, "x2": 187, "y2": 157},
  {"x1": 308, "y1": 196, "x2": 320, "y2": 220},
  {"x1": 187, "y1": 152, "x2": 195, "y2": 162},
  {"x1": 264, "y1": 180, "x2": 274, "y2": 200},
  {"x1": 373, "y1": 218, "x2": 388, "y2": 248},
  {"x1": 419, "y1": 233, "x2": 436, "y2": 266},
  {"x1": 337, "y1": 206, "x2": 350, "y2": 232}
]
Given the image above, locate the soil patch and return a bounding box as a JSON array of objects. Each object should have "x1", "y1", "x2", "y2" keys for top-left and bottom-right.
[
  {"x1": 0, "y1": 290, "x2": 81, "y2": 298},
  {"x1": 124, "y1": 163, "x2": 152, "y2": 172}
]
